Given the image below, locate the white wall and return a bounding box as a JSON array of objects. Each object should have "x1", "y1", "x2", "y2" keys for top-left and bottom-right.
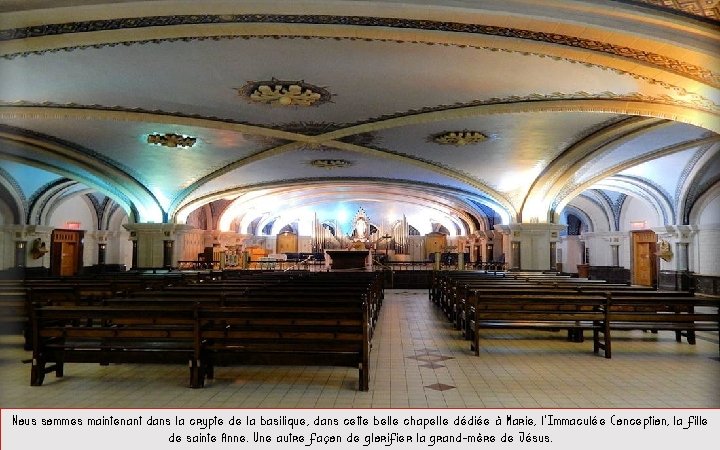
[
  {"x1": 620, "y1": 196, "x2": 662, "y2": 230},
  {"x1": 110, "y1": 212, "x2": 132, "y2": 269},
  {"x1": 48, "y1": 195, "x2": 96, "y2": 231},
  {"x1": 690, "y1": 187, "x2": 720, "y2": 276}
]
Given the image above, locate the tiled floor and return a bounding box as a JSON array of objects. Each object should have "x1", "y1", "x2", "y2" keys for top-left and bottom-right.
[{"x1": 1, "y1": 289, "x2": 718, "y2": 408}]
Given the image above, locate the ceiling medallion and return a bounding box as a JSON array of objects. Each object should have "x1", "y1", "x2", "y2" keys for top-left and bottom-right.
[
  {"x1": 147, "y1": 133, "x2": 196, "y2": 148},
  {"x1": 236, "y1": 78, "x2": 331, "y2": 107},
  {"x1": 431, "y1": 131, "x2": 488, "y2": 146},
  {"x1": 309, "y1": 159, "x2": 354, "y2": 169}
]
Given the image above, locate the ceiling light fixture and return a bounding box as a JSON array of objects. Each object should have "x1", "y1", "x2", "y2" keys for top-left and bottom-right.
[
  {"x1": 431, "y1": 130, "x2": 488, "y2": 146},
  {"x1": 147, "y1": 133, "x2": 197, "y2": 148},
  {"x1": 309, "y1": 159, "x2": 354, "y2": 169},
  {"x1": 236, "y1": 78, "x2": 331, "y2": 107}
]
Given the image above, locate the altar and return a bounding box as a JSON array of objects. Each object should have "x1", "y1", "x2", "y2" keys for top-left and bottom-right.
[{"x1": 326, "y1": 250, "x2": 371, "y2": 270}]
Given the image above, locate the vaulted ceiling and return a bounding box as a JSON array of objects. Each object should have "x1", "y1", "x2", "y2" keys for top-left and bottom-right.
[{"x1": 0, "y1": 0, "x2": 718, "y2": 233}]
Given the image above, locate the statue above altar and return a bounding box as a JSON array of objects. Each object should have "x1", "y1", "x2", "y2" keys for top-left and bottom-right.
[{"x1": 351, "y1": 208, "x2": 370, "y2": 241}]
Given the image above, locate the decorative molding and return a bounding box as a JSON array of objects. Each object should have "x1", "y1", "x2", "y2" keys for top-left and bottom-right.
[
  {"x1": 430, "y1": 130, "x2": 488, "y2": 146},
  {"x1": 0, "y1": 166, "x2": 24, "y2": 224},
  {"x1": 0, "y1": 35, "x2": 705, "y2": 105},
  {"x1": 276, "y1": 121, "x2": 341, "y2": 136},
  {"x1": 675, "y1": 141, "x2": 714, "y2": 206},
  {"x1": 574, "y1": 190, "x2": 612, "y2": 231},
  {"x1": 86, "y1": 193, "x2": 111, "y2": 230},
  {"x1": 1, "y1": 15, "x2": 718, "y2": 86},
  {"x1": 236, "y1": 78, "x2": 331, "y2": 107},
  {"x1": 2, "y1": 90, "x2": 716, "y2": 131},
  {"x1": 85, "y1": 193, "x2": 103, "y2": 230},
  {"x1": 276, "y1": 121, "x2": 377, "y2": 148},
  {"x1": 611, "y1": 193, "x2": 627, "y2": 232},
  {"x1": 591, "y1": 190, "x2": 627, "y2": 232},
  {"x1": 0, "y1": 165, "x2": 26, "y2": 205},
  {"x1": 105, "y1": 203, "x2": 122, "y2": 228},
  {"x1": 562, "y1": 204, "x2": 595, "y2": 234},
  {"x1": 147, "y1": 133, "x2": 197, "y2": 148},
  {"x1": 594, "y1": 189, "x2": 627, "y2": 231},
  {"x1": 308, "y1": 159, "x2": 354, "y2": 169},
  {"x1": 27, "y1": 178, "x2": 77, "y2": 225},
  {"x1": 627, "y1": 0, "x2": 720, "y2": 21},
  {"x1": 619, "y1": 174, "x2": 674, "y2": 224},
  {"x1": 683, "y1": 169, "x2": 720, "y2": 224}
]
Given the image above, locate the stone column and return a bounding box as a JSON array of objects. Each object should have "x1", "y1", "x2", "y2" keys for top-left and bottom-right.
[
  {"x1": 494, "y1": 223, "x2": 565, "y2": 271},
  {"x1": 580, "y1": 231, "x2": 629, "y2": 267},
  {"x1": 123, "y1": 223, "x2": 196, "y2": 269},
  {"x1": 653, "y1": 225, "x2": 696, "y2": 290}
]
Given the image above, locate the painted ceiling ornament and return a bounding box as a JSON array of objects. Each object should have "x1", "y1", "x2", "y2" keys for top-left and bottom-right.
[
  {"x1": 236, "y1": 78, "x2": 332, "y2": 107},
  {"x1": 430, "y1": 130, "x2": 488, "y2": 146},
  {"x1": 147, "y1": 133, "x2": 196, "y2": 148},
  {"x1": 309, "y1": 159, "x2": 354, "y2": 169}
]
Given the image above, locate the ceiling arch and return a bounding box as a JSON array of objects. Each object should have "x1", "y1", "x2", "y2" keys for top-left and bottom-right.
[
  {"x1": 0, "y1": 0, "x2": 717, "y2": 231},
  {"x1": 0, "y1": 125, "x2": 164, "y2": 222}
]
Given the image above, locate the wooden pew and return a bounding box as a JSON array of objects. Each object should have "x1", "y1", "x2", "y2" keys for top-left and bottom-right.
[
  {"x1": 197, "y1": 303, "x2": 370, "y2": 391},
  {"x1": 603, "y1": 295, "x2": 720, "y2": 356},
  {"x1": 30, "y1": 272, "x2": 380, "y2": 390},
  {"x1": 470, "y1": 295, "x2": 610, "y2": 357},
  {"x1": 30, "y1": 304, "x2": 199, "y2": 387},
  {"x1": 0, "y1": 281, "x2": 26, "y2": 335},
  {"x1": 460, "y1": 288, "x2": 695, "y2": 339}
]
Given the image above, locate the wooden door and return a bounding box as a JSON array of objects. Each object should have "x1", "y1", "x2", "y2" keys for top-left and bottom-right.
[
  {"x1": 60, "y1": 242, "x2": 77, "y2": 276},
  {"x1": 424, "y1": 232, "x2": 447, "y2": 259},
  {"x1": 632, "y1": 231, "x2": 656, "y2": 287},
  {"x1": 51, "y1": 229, "x2": 84, "y2": 277},
  {"x1": 276, "y1": 232, "x2": 298, "y2": 254}
]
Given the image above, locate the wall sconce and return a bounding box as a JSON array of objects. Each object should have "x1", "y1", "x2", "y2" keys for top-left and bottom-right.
[{"x1": 30, "y1": 238, "x2": 48, "y2": 259}]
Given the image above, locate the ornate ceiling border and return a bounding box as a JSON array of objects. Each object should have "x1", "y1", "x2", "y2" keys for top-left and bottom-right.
[
  {"x1": 0, "y1": 165, "x2": 26, "y2": 204},
  {"x1": 605, "y1": 174, "x2": 674, "y2": 224},
  {"x1": 624, "y1": 0, "x2": 720, "y2": 22},
  {"x1": 0, "y1": 165, "x2": 26, "y2": 224},
  {"x1": 683, "y1": 170, "x2": 720, "y2": 224},
  {"x1": 0, "y1": 34, "x2": 709, "y2": 103},
  {"x1": 0, "y1": 14, "x2": 717, "y2": 87},
  {"x1": 675, "y1": 141, "x2": 713, "y2": 205},
  {"x1": 27, "y1": 178, "x2": 79, "y2": 225}
]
